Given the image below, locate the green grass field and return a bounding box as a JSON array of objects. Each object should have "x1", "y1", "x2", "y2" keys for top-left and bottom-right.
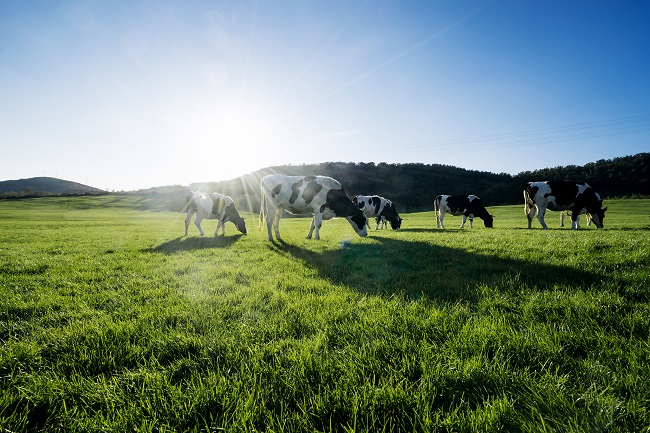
[{"x1": 1, "y1": 196, "x2": 649, "y2": 432}]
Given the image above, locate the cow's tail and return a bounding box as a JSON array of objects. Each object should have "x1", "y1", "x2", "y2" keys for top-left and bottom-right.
[
  {"x1": 433, "y1": 195, "x2": 441, "y2": 227},
  {"x1": 259, "y1": 182, "x2": 266, "y2": 231},
  {"x1": 523, "y1": 186, "x2": 533, "y2": 217}
]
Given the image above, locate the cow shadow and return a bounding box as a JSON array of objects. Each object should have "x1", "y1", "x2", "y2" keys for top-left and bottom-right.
[
  {"x1": 146, "y1": 235, "x2": 243, "y2": 254},
  {"x1": 271, "y1": 237, "x2": 605, "y2": 304}
]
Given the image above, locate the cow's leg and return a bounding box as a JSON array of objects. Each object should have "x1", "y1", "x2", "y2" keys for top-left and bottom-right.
[
  {"x1": 572, "y1": 214, "x2": 581, "y2": 230},
  {"x1": 438, "y1": 211, "x2": 445, "y2": 229},
  {"x1": 375, "y1": 218, "x2": 380, "y2": 230},
  {"x1": 460, "y1": 215, "x2": 467, "y2": 229},
  {"x1": 536, "y1": 208, "x2": 549, "y2": 230},
  {"x1": 468, "y1": 217, "x2": 474, "y2": 228},
  {"x1": 266, "y1": 208, "x2": 279, "y2": 240},
  {"x1": 184, "y1": 210, "x2": 195, "y2": 236},
  {"x1": 307, "y1": 217, "x2": 316, "y2": 239},
  {"x1": 194, "y1": 213, "x2": 205, "y2": 236},
  {"x1": 526, "y1": 205, "x2": 536, "y2": 229},
  {"x1": 560, "y1": 211, "x2": 566, "y2": 227},
  {"x1": 311, "y1": 213, "x2": 324, "y2": 240},
  {"x1": 215, "y1": 218, "x2": 225, "y2": 236}
]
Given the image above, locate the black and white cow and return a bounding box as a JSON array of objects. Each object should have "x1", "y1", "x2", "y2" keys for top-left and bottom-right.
[
  {"x1": 259, "y1": 175, "x2": 368, "y2": 241},
  {"x1": 524, "y1": 181, "x2": 607, "y2": 229},
  {"x1": 184, "y1": 191, "x2": 247, "y2": 236},
  {"x1": 352, "y1": 195, "x2": 403, "y2": 230},
  {"x1": 434, "y1": 195, "x2": 494, "y2": 229}
]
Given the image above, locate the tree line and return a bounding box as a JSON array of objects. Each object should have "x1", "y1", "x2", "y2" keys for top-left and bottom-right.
[
  {"x1": 188, "y1": 152, "x2": 649, "y2": 212},
  {"x1": 5, "y1": 153, "x2": 646, "y2": 212}
]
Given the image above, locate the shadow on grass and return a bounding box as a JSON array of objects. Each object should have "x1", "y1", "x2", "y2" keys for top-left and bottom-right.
[
  {"x1": 146, "y1": 234, "x2": 243, "y2": 254},
  {"x1": 270, "y1": 237, "x2": 605, "y2": 303}
]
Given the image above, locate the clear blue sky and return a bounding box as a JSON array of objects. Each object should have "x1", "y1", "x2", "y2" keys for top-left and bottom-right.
[{"x1": 2, "y1": 1, "x2": 649, "y2": 191}]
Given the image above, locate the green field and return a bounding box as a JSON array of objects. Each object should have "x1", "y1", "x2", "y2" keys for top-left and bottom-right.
[{"x1": 1, "y1": 196, "x2": 649, "y2": 432}]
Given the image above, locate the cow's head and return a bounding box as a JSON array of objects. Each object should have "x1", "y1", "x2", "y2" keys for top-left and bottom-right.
[
  {"x1": 483, "y1": 214, "x2": 494, "y2": 228},
  {"x1": 389, "y1": 216, "x2": 403, "y2": 230},
  {"x1": 235, "y1": 218, "x2": 247, "y2": 235},
  {"x1": 589, "y1": 207, "x2": 607, "y2": 228},
  {"x1": 347, "y1": 211, "x2": 368, "y2": 237}
]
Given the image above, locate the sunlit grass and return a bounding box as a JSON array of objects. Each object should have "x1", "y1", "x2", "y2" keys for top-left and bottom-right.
[{"x1": 1, "y1": 196, "x2": 649, "y2": 432}]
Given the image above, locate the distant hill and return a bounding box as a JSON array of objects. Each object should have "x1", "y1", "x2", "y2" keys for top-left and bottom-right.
[{"x1": 0, "y1": 177, "x2": 106, "y2": 196}]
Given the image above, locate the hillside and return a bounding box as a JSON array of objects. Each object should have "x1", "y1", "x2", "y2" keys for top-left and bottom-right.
[{"x1": 0, "y1": 177, "x2": 106, "y2": 197}]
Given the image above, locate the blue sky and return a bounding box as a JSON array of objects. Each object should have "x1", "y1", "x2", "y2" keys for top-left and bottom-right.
[{"x1": 1, "y1": 1, "x2": 649, "y2": 191}]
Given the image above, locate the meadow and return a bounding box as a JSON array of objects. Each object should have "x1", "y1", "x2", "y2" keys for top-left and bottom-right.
[{"x1": 1, "y1": 195, "x2": 649, "y2": 432}]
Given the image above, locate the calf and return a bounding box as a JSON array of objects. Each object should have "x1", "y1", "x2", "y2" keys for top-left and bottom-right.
[
  {"x1": 184, "y1": 191, "x2": 247, "y2": 236},
  {"x1": 524, "y1": 181, "x2": 607, "y2": 229},
  {"x1": 259, "y1": 175, "x2": 368, "y2": 241},
  {"x1": 353, "y1": 195, "x2": 403, "y2": 230},
  {"x1": 434, "y1": 195, "x2": 494, "y2": 229}
]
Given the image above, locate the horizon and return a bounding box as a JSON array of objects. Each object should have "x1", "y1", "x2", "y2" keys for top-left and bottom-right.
[
  {"x1": 2, "y1": 152, "x2": 645, "y2": 193},
  {"x1": 2, "y1": 1, "x2": 649, "y2": 191}
]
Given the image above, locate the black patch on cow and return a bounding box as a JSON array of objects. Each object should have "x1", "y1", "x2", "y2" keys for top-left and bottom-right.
[
  {"x1": 370, "y1": 196, "x2": 381, "y2": 215},
  {"x1": 321, "y1": 188, "x2": 358, "y2": 217},
  {"x1": 271, "y1": 184, "x2": 282, "y2": 198},
  {"x1": 223, "y1": 203, "x2": 247, "y2": 234},
  {"x1": 289, "y1": 180, "x2": 304, "y2": 204},
  {"x1": 304, "y1": 176, "x2": 317, "y2": 182},
  {"x1": 545, "y1": 181, "x2": 580, "y2": 207},
  {"x1": 445, "y1": 195, "x2": 469, "y2": 214},
  {"x1": 210, "y1": 194, "x2": 223, "y2": 215},
  {"x1": 302, "y1": 180, "x2": 323, "y2": 204}
]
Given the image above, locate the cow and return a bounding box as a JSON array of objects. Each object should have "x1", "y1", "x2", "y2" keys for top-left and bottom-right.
[
  {"x1": 259, "y1": 175, "x2": 368, "y2": 241},
  {"x1": 524, "y1": 181, "x2": 607, "y2": 229},
  {"x1": 434, "y1": 195, "x2": 494, "y2": 229},
  {"x1": 352, "y1": 195, "x2": 403, "y2": 230},
  {"x1": 560, "y1": 210, "x2": 592, "y2": 228},
  {"x1": 184, "y1": 191, "x2": 247, "y2": 236}
]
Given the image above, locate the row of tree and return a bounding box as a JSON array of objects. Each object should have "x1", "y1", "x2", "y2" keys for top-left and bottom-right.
[
  {"x1": 183, "y1": 152, "x2": 649, "y2": 212},
  {"x1": 7, "y1": 153, "x2": 645, "y2": 212}
]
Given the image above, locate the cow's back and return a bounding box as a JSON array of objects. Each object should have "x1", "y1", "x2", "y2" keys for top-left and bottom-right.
[{"x1": 261, "y1": 175, "x2": 341, "y2": 214}]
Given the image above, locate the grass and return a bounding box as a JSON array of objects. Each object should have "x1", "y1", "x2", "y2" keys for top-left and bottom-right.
[{"x1": 1, "y1": 196, "x2": 649, "y2": 432}]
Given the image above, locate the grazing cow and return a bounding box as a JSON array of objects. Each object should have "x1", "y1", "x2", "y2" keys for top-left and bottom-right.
[
  {"x1": 524, "y1": 181, "x2": 607, "y2": 229},
  {"x1": 184, "y1": 191, "x2": 247, "y2": 236},
  {"x1": 259, "y1": 175, "x2": 368, "y2": 241},
  {"x1": 352, "y1": 195, "x2": 403, "y2": 230},
  {"x1": 560, "y1": 210, "x2": 592, "y2": 228},
  {"x1": 434, "y1": 195, "x2": 494, "y2": 229}
]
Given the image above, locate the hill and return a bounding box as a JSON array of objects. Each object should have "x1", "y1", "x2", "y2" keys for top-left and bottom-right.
[{"x1": 0, "y1": 177, "x2": 106, "y2": 197}]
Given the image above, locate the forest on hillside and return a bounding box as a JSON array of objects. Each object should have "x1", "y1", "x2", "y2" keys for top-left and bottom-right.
[
  {"x1": 187, "y1": 152, "x2": 649, "y2": 212},
  {"x1": 3, "y1": 153, "x2": 648, "y2": 212}
]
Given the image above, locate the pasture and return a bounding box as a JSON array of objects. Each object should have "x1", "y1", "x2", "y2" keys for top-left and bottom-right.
[{"x1": 1, "y1": 196, "x2": 649, "y2": 432}]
